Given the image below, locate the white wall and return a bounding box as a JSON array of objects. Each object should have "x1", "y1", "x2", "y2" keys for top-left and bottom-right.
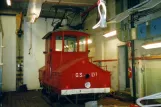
[
  {"x1": 84, "y1": 0, "x2": 126, "y2": 91},
  {"x1": 0, "y1": 16, "x2": 67, "y2": 91},
  {"x1": 24, "y1": 18, "x2": 67, "y2": 90},
  {"x1": 85, "y1": 0, "x2": 161, "y2": 98},
  {"x1": 134, "y1": 39, "x2": 161, "y2": 97},
  {"x1": 104, "y1": 37, "x2": 125, "y2": 91},
  {"x1": 23, "y1": 18, "x2": 53, "y2": 90},
  {"x1": 1, "y1": 16, "x2": 16, "y2": 91}
]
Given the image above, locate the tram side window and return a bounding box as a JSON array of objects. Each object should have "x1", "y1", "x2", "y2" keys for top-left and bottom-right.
[
  {"x1": 64, "y1": 36, "x2": 77, "y2": 52},
  {"x1": 55, "y1": 36, "x2": 62, "y2": 51},
  {"x1": 79, "y1": 36, "x2": 86, "y2": 52},
  {"x1": 46, "y1": 39, "x2": 50, "y2": 53}
]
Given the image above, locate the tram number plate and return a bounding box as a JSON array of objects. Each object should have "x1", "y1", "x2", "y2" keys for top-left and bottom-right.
[{"x1": 75, "y1": 72, "x2": 97, "y2": 78}]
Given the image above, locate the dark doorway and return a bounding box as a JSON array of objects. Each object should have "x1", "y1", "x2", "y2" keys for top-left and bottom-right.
[{"x1": 118, "y1": 45, "x2": 130, "y2": 91}]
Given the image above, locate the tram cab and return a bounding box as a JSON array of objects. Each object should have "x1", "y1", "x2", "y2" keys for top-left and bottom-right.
[{"x1": 40, "y1": 30, "x2": 111, "y2": 96}]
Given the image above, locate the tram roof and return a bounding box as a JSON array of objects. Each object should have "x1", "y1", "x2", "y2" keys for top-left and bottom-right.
[{"x1": 42, "y1": 30, "x2": 89, "y2": 39}]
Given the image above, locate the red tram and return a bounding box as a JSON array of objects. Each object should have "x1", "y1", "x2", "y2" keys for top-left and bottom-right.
[{"x1": 39, "y1": 30, "x2": 111, "y2": 103}]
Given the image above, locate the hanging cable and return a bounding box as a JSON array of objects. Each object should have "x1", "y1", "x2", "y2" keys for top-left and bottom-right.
[
  {"x1": 29, "y1": 23, "x2": 32, "y2": 55},
  {"x1": 92, "y1": 0, "x2": 107, "y2": 29},
  {"x1": 45, "y1": 18, "x2": 48, "y2": 33}
]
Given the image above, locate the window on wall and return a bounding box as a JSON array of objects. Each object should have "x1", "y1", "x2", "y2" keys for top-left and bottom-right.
[
  {"x1": 55, "y1": 36, "x2": 62, "y2": 51},
  {"x1": 79, "y1": 36, "x2": 86, "y2": 52},
  {"x1": 64, "y1": 35, "x2": 77, "y2": 52}
]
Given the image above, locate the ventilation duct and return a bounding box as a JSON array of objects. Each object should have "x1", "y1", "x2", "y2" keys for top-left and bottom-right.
[
  {"x1": 26, "y1": 0, "x2": 45, "y2": 23},
  {"x1": 108, "y1": 0, "x2": 161, "y2": 23}
]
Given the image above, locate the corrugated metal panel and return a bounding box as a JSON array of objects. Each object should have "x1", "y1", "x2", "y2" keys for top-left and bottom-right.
[
  {"x1": 137, "y1": 23, "x2": 146, "y2": 39},
  {"x1": 150, "y1": 17, "x2": 161, "y2": 37}
]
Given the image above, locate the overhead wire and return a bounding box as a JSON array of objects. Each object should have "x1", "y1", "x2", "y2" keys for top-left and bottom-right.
[
  {"x1": 29, "y1": 23, "x2": 32, "y2": 55},
  {"x1": 51, "y1": 0, "x2": 62, "y2": 27}
]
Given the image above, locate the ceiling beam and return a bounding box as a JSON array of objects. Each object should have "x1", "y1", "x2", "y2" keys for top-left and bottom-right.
[
  {"x1": 0, "y1": 10, "x2": 19, "y2": 15},
  {"x1": 46, "y1": 0, "x2": 97, "y2": 6},
  {"x1": 12, "y1": 0, "x2": 97, "y2": 6}
]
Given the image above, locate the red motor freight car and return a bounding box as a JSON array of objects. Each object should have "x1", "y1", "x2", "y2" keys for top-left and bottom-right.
[{"x1": 39, "y1": 30, "x2": 111, "y2": 104}]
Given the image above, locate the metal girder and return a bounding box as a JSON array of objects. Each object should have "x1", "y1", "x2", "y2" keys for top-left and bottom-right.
[
  {"x1": 46, "y1": 0, "x2": 97, "y2": 6},
  {"x1": 0, "y1": 10, "x2": 19, "y2": 15},
  {"x1": 12, "y1": 0, "x2": 97, "y2": 6},
  {"x1": 49, "y1": 5, "x2": 84, "y2": 12}
]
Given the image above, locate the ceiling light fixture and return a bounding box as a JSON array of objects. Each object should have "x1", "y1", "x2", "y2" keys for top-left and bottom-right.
[
  {"x1": 142, "y1": 41, "x2": 161, "y2": 49},
  {"x1": 6, "y1": 0, "x2": 11, "y2": 6},
  {"x1": 83, "y1": 39, "x2": 92, "y2": 44},
  {"x1": 79, "y1": 39, "x2": 92, "y2": 45},
  {"x1": 103, "y1": 30, "x2": 117, "y2": 38},
  {"x1": 88, "y1": 39, "x2": 92, "y2": 44}
]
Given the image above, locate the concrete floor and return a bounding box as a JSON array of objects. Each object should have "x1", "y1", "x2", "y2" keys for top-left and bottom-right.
[
  {"x1": 2, "y1": 91, "x2": 50, "y2": 107},
  {"x1": 98, "y1": 98, "x2": 131, "y2": 107},
  {"x1": 2, "y1": 91, "x2": 131, "y2": 107}
]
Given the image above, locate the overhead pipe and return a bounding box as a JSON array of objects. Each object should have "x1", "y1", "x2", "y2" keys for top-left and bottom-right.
[
  {"x1": 46, "y1": 0, "x2": 95, "y2": 6},
  {"x1": 108, "y1": 0, "x2": 150, "y2": 23},
  {"x1": 92, "y1": 0, "x2": 107, "y2": 29},
  {"x1": 136, "y1": 92, "x2": 161, "y2": 107},
  {"x1": 93, "y1": 59, "x2": 118, "y2": 62},
  {"x1": 81, "y1": 0, "x2": 107, "y2": 29}
]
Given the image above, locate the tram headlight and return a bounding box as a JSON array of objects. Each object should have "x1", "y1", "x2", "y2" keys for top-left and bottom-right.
[{"x1": 85, "y1": 82, "x2": 91, "y2": 88}]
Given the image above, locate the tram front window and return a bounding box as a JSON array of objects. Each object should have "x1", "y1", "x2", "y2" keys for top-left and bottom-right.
[
  {"x1": 79, "y1": 36, "x2": 86, "y2": 52},
  {"x1": 55, "y1": 35, "x2": 63, "y2": 51},
  {"x1": 64, "y1": 36, "x2": 77, "y2": 52}
]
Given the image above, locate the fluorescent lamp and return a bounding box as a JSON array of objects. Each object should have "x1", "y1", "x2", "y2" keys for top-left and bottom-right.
[
  {"x1": 142, "y1": 42, "x2": 161, "y2": 49},
  {"x1": 82, "y1": 39, "x2": 92, "y2": 44},
  {"x1": 88, "y1": 39, "x2": 92, "y2": 44},
  {"x1": 56, "y1": 49, "x2": 60, "y2": 51},
  {"x1": 103, "y1": 30, "x2": 117, "y2": 38},
  {"x1": 6, "y1": 0, "x2": 11, "y2": 6},
  {"x1": 79, "y1": 42, "x2": 83, "y2": 45}
]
